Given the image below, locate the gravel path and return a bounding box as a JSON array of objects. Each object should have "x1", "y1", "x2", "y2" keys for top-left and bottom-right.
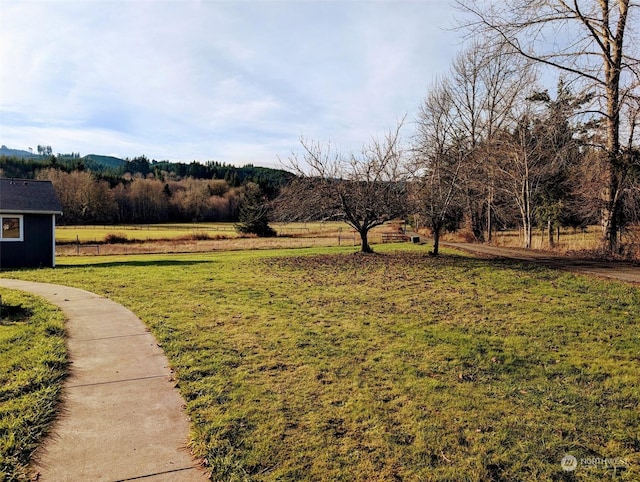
[{"x1": 442, "y1": 242, "x2": 640, "y2": 284}]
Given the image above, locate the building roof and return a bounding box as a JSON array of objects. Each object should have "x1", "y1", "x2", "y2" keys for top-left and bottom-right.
[{"x1": 0, "y1": 179, "x2": 63, "y2": 214}]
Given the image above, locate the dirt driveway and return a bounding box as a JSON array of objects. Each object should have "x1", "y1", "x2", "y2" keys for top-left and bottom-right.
[{"x1": 442, "y1": 242, "x2": 640, "y2": 285}]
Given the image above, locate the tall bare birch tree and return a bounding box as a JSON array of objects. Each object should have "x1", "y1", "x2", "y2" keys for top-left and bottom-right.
[
  {"x1": 412, "y1": 79, "x2": 466, "y2": 255},
  {"x1": 448, "y1": 39, "x2": 534, "y2": 241},
  {"x1": 493, "y1": 108, "x2": 561, "y2": 248},
  {"x1": 456, "y1": 0, "x2": 639, "y2": 252}
]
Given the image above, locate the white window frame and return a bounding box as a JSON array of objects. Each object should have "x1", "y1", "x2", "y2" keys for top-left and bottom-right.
[{"x1": 0, "y1": 214, "x2": 24, "y2": 242}]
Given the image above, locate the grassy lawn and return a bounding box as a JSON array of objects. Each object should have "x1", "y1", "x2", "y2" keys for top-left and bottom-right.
[
  {"x1": 2, "y1": 244, "x2": 639, "y2": 480},
  {"x1": 0, "y1": 289, "x2": 67, "y2": 481}
]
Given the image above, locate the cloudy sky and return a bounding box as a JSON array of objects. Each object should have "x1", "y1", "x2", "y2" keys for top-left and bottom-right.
[{"x1": 1, "y1": 0, "x2": 464, "y2": 168}]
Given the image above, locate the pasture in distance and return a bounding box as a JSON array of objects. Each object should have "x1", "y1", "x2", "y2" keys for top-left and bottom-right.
[
  {"x1": 55, "y1": 221, "x2": 640, "y2": 259},
  {"x1": 54, "y1": 222, "x2": 362, "y2": 256},
  {"x1": 55, "y1": 222, "x2": 350, "y2": 244},
  {"x1": 2, "y1": 244, "x2": 639, "y2": 481}
]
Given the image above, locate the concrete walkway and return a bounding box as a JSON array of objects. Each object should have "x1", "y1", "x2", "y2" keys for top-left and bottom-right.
[{"x1": 0, "y1": 279, "x2": 208, "y2": 481}]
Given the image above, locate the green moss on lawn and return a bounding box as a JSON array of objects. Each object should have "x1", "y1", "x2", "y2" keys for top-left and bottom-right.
[
  {"x1": 0, "y1": 290, "x2": 67, "y2": 481},
  {"x1": 4, "y1": 245, "x2": 640, "y2": 481}
]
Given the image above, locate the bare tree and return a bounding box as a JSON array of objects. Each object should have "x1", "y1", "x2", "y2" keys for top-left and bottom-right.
[
  {"x1": 410, "y1": 43, "x2": 531, "y2": 252},
  {"x1": 498, "y1": 119, "x2": 543, "y2": 248},
  {"x1": 278, "y1": 122, "x2": 408, "y2": 253},
  {"x1": 37, "y1": 169, "x2": 117, "y2": 224},
  {"x1": 618, "y1": 91, "x2": 640, "y2": 241},
  {"x1": 448, "y1": 39, "x2": 534, "y2": 241},
  {"x1": 455, "y1": 0, "x2": 640, "y2": 251},
  {"x1": 411, "y1": 79, "x2": 467, "y2": 255},
  {"x1": 528, "y1": 81, "x2": 590, "y2": 246},
  {"x1": 490, "y1": 97, "x2": 578, "y2": 249},
  {"x1": 127, "y1": 178, "x2": 169, "y2": 223}
]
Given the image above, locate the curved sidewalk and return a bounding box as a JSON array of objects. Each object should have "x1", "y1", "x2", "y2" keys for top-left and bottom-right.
[{"x1": 0, "y1": 279, "x2": 208, "y2": 481}]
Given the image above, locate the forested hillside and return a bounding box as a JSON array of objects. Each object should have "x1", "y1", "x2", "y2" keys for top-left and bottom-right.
[{"x1": 0, "y1": 154, "x2": 293, "y2": 225}]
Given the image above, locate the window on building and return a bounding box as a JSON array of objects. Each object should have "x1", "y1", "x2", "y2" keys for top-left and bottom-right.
[{"x1": 1, "y1": 215, "x2": 23, "y2": 241}]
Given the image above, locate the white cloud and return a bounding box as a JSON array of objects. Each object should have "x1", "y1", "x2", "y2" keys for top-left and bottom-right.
[{"x1": 0, "y1": 0, "x2": 460, "y2": 166}]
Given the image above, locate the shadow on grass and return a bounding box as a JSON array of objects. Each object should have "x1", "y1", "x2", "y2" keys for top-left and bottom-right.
[
  {"x1": 439, "y1": 248, "x2": 580, "y2": 273},
  {"x1": 271, "y1": 248, "x2": 550, "y2": 277},
  {"x1": 3, "y1": 248, "x2": 560, "y2": 276},
  {"x1": 57, "y1": 259, "x2": 216, "y2": 269},
  {"x1": 0, "y1": 303, "x2": 34, "y2": 323},
  {"x1": 0, "y1": 259, "x2": 217, "y2": 272}
]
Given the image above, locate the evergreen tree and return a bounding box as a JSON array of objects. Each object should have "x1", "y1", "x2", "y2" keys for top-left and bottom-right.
[{"x1": 236, "y1": 182, "x2": 276, "y2": 237}]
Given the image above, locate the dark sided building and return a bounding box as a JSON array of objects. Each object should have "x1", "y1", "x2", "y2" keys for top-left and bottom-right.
[{"x1": 0, "y1": 179, "x2": 63, "y2": 269}]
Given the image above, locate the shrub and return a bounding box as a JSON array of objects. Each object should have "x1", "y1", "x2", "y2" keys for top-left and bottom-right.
[{"x1": 104, "y1": 233, "x2": 131, "y2": 244}]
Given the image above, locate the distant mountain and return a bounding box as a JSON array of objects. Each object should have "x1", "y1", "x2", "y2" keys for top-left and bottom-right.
[
  {"x1": 0, "y1": 147, "x2": 125, "y2": 167},
  {"x1": 0, "y1": 145, "x2": 39, "y2": 159},
  {"x1": 1, "y1": 147, "x2": 290, "y2": 187},
  {"x1": 82, "y1": 154, "x2": 126, "y2": 169}
]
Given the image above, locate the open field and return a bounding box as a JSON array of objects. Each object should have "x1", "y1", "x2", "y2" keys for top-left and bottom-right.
[
  {"x1": 489, "y1": 225, "x2": 603, "y2": 251},
  {"x1": 3, "y1": 244, "x2": 639, "y2": 481},
  {"x1": 55, "y1": 222, "x2": 363, "y2": 256},
  {"x1": 55, "y1": 222, "x2": 378, "y2": 256},
  {"x1": 57, "y1": 222, "x2": 640, "y2": 260},
  {"x1": 56, "y1": 223, "x2": 242, "y2": 243},
  {"x1": 55, "y1": 222, "x2": 354, "y2": 244},
  {"x1": 0, "y1": 289, "x2": 67, "y2": 481}
]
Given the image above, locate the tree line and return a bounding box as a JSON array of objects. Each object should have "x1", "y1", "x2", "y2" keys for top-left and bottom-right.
[
  {"x1": 2, "y1": 1, "x2": 637, "y2": 250},
  {"x1": 35, "y1": 169, "x2": 246, "y2": 225},
  {"x1": 0, "y1": 154, "x2": 290, "y2": 191},
  {"x1": 119, "y1": 156, "x2": 290, "y2": 195},
  {"x1": 0, "y1": 155, "x2": 290, "y2": 226}
]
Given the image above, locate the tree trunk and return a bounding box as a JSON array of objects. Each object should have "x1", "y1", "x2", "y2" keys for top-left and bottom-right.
[
  {"x1": 523, "y1": 223, "x2": 532, "y2": 250},
  {"x1": 520, "y1": 206, "x2": 532, "y2": 249},
  {"x1": 432, "y1": 222, "x2": 442, "y2": 255},
  {"x1": 359, "y1": 229, "x2": 373, "y2": 253},
  {"x1": 600, "y1": 10, "x2": 623, "y2": 253},
  {"x1": 601, "y1": 165, "x2": 621, "y2": 253},
  {"x1": 520, "y1": 177, "x2": 532, "y2": 249},
  {"x1": 486, "y1": 186, "x2": 493, "y2": 243},
  {"x1": 472, "y1": 208, "x2": 484, "y2": 242},
  {"x1": 548, "y1": 218, "x2": 555, "y2": 248}
]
